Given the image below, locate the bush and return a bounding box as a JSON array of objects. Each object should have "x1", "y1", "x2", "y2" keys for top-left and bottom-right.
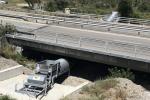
[
  {"x1": 138, "y1": 2, "x2": 150, "y2": 12},
  {"x1": 118, "y1": 0, "x2": 133, "y2": 17},
  {"x1": 108, "y1": 67, "x2": 135, "y2": 81},
  {"x1": 45, "y1": 0, "x2": 69, "y2": 11},
  {"x1": 45, "y1": 0, "x2": 57, "y2": 11}
]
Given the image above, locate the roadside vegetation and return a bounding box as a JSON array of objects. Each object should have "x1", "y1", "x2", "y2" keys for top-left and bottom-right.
[
  {"x1": 0, "y1": 95, "x2": 15, "y2": 100},
  {"x1": 0, "y1": 24, "x2": 35, "y2": 69},
  {"x1": 108, "y1": 67, "x2": 135, "y2": 81},
  {"x1": 23, "y1": 0, "x2": 150, "y2": 19},
  {"x1": 1, "y1": 0, "x2": 149, "y2": 19}
]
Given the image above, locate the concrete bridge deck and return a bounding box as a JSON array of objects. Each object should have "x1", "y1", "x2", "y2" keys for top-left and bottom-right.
[
  {"x1": 6, "y1": 24, "x2": 150, "y2": 62},
  {"x1": 2, "y1": 17, "x2": 150, "y2": 72}
]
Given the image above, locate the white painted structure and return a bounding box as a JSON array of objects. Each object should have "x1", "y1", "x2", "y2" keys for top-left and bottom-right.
[
  {"x1": 106, "y1": 11, "x2": 118, "y2": 22},
  {"x1": 0, "y1": 65, "x2": 24, "y2": 81}
]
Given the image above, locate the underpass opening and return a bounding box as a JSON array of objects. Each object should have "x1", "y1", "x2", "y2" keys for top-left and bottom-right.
[
  {"x1": 22, "y1": 47, "x2": 110, "y2": 82},
  {"x1": 22, "y1": 47, "x2": 150, "y2": 90}
]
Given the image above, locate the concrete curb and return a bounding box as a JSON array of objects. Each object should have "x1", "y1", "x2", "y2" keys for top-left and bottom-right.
[{"x1": 0, "y1": 65, "x2": 24, "y2": 81}]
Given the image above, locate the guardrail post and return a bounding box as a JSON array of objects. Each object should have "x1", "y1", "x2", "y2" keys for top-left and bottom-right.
[
  {"x1": 128, "y1": 20, "x2": 131, "y2": 24},
  {"x1": 56, "y1": 33, "x2": 58, "y2": 43},
  {"x1": 15, "y1": 84, "x2": 18, "y2": 92},
  {"x1": 81, "y1": 25, "x2": 83, "y2": 28},
  {"x1": 46, "y1": 20, "x2": 48, "y2": 24},
  {"x1": 105, "y1": 41, "x2": 109, "y2": 52},
  {"x1": 138, "y1": 32, "x2": 140, "y2": 36},
  {"x1": 79, "y1": 37, "x2": 82, "y2": 47},
  {"x1": 134, "y1": 45, "x2": 137, "y2": 57},
  {"x1": 34, "y1": 34, "x2": 37, "y2": 40}
]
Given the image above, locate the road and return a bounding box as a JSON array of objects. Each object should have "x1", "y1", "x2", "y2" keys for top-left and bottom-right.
[
  {"x1": 0, "y1": 9, "x2": 149, "y2": 39},
  {"x1": 0, "y1": 15, "x2": 149, "y2": 45}
]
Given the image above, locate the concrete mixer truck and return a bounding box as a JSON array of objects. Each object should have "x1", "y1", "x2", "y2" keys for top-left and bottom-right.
[{"x1": 15, "y1": 58, "x2": 70, "y2": 98}]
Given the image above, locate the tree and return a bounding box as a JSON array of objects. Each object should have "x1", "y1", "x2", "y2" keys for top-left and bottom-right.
[
  {"x1": 55, "y1": 0, "x2": 69, "y2": 10},
  {"x1": 24, "y1": 0, "x2": 41, "y2": 9},
  {"x1": 138, "y1": 1, "x2": 150, "y2": 12},
  {"x1": 118, "y1": 0, "x2": 133, "y2": 17}
]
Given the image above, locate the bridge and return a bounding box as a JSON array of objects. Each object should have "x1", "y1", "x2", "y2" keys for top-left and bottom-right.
[{"x1": 1, "y1": 10, "x2": 150, "y2": 73}]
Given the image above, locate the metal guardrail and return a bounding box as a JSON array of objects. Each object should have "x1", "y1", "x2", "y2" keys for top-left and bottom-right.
[
  {"x1": 20, "y1": 15, "x2": 150, "y2": 37},
  {"x1": 103, "y1": 16, "x2": 150, "y2": 26},
  {"x1": 0, "y1": 8, "x2": 150, "y2": 26},
  {"x1": 0, "y1": 12, "x2": 150, "y2": 39}
]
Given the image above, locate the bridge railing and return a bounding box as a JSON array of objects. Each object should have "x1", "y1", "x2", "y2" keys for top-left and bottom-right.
[{"x1": 7, "y1": 31, "x2": 150, "y2": 62}]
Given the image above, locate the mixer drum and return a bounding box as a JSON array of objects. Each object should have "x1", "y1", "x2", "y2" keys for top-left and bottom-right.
[{"x1": 55, "y1": 58, "x2": 69, "y2": 76}]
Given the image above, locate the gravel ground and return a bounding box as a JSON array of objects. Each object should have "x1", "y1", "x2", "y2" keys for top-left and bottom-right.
[{"x1": 0, "y1": 56, "x2": 18, "y2": 70}]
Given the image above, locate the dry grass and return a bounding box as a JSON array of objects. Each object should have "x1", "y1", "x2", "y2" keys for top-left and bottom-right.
[
  {"x1": 115, "y1": 88, "x2": 128, "y2": 100},
  {"x1": 63, "y1": 78, "x2": 118, "y2": 100}
]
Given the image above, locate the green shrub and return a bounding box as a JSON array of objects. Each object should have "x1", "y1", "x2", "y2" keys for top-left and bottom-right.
[
  {"x1": 45, "y1": 0, "x2": 69, "y2": 11},
  {"x1": 118, "y1": 0, "x2": 133, "y2": 17},
  {"x1": 108, "y1": 67, "x2": 135, "y2": 80},
  {"x1": 138, "y1": 2, "x2": 150, "y2": 12},
  {"x1": 45, "y1": 0, "x2": 58, "y2": 11}
]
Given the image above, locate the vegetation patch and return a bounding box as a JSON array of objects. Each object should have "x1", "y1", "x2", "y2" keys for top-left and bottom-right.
[
  {"x1": 0, "y1": 44, "x2": 35, "y2": 69},
  {"x1": 0, "y1": 24, "x2": 35, "y2": 69},
  {"x1": 108, "y1": 67, "x2": 135, "y2": 81},
  {"x1": 0, "y1": 95, "x2": 15, "y2": 100}
]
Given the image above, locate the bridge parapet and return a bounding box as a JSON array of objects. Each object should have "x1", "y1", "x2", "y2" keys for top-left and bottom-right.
[{"x1": 6, "y1": 31, "x2": 150, "y2": 63}]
